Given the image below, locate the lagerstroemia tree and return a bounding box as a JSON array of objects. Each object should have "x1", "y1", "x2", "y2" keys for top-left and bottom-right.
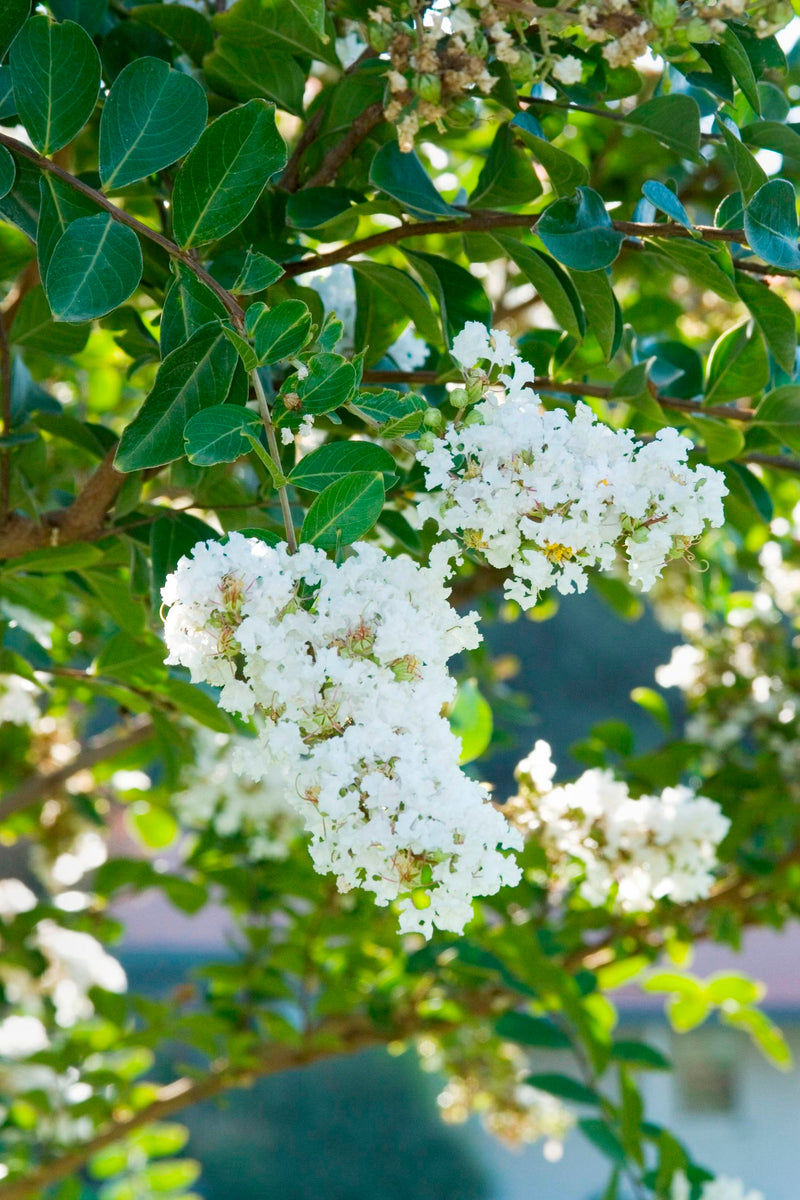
[{"x1": 2, "y1": 0, "x2": 800, "y2": 1195}]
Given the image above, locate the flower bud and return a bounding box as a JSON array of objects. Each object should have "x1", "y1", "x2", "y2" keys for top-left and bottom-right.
[
  {"x1": 367, "y1": 20, "x2": 394, "y2": 52},
  {"x1": 416, "y1": 73, "x2": 442, "y2": 104},
  {"x1": 445, "y1": 96, "x2": 477, "y2": 128},
  {"x1": 423, "y1": 406, "x2": 445, "y2": 432},
  {"x1": 418, "y1": 431, "x2": 437, "y2": 452},
  {"x1": 508, "y1": 47, "x2": 536, "y2": 83}
]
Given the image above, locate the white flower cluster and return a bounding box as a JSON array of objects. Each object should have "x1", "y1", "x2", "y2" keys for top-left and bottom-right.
[
  {"x1": 418, "y1": 323, "x2": 727, "y2": 609},
  {"x1": 0, "y1": 673, "x2": 40, "y2": 727},
  {"x1": 672, "y1": 1172, "x2": 764, "y2": 1200},
  {"x1": 0, "y1": 1014, "x2": 94, "y2": 1145},
  {"x1": 302, "y1": 264, "x2": 429, "y2": 371},
  {"x1": 174, "y1": 729, "x2": 302, "y2": 859},
  {"x1": 162, "y1": 535, "x2": 521, "y2": 936},
  {"x1": 506, "y1": 741, "x2": 729, "y2": 911}
]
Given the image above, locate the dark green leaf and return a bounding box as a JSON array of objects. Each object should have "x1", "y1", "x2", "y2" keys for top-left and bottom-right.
[
  {"x1": 526, "y1": 1074, "x2": 599, "y2": 1105},
  {"x1": 350, "y1": 262, "x2": 441, "y2": 346},
  {"x1": 10, "y1": 285, "x2": 90, "y2": 356},
  {"x1": 469, "y1": 123, "x2": 542, "y2": 208},
  {"x1": 150, "y1": 512, "x2": 218, "y2": 599},
  {"x1": 288, "y1": 440, "x2": 396, "y2": 492},
  {"x1": 48, "y1": 0, "x2": 107, "y2": 34},
  {"x1": 494, "y1": 1012, "x2": 570, "y2": 1048},
  {"x1": 129, "y1": 3, "x2": 213, "y2": 64},
  {"x1": 753, "y1": 384, "x2": 800, "y2": 450},
  {"x1": 201, "y1": 36, "x2": 305, "y2": 116},
  {"x1": 172, "y1": 99, "x2": 287, "y2": 248},
  {"x1": 233, "y1": 248, "x2": 283, "y2": 294},
  {"x1": 370, "y1": 141, "x2": 465, "y2": 220},
  {"x1": 538, "y1": 187, "x2": 623, "y2": 272},
  {"x1": 248, "y1": 299, "x2": 312, "y2": 364},
  {"x1": 160, "y1": 261, "x2": 228, "y2": 357},
  {"x1": 116, "y1": 323, "x2": 238, "y2": 470},
  {"x1": 10, "y1": 15, "x2": 100, "y2": 154},
  {"x1": 100, "y1": 57, "x2": 208, "y2": 190},
  {"x1": 734, "y1": 273, "x2": 797, "y2": 374},
  {"x1": 212, "y1": 0, "x2": 334, "y2": 65},
  {"x1": 300, "y1": 471, "x2": 385, "y2": 549},
  {"x1": 0, "y1": 153, "x2": 40, "y2": 238},
  {"x1": 184, "y1": 404, "x2": 261, "y2": 466},
  {"x1": 628, "y1": 94, "x2": 701, "y2": 159},
  {"x1": 569, "y1": 268, "x2": 619, "y2": 358},
  {"x1": 578, "y1": 1120, "x2": 627, "y2": 1163},
  {"x1": 403, "y1": 249, "x2": 491, "y2": 343},
  {"x1": 283, "y1": 353, "x2": 357, "y2": 417},
  {"x1": 0, "y1": 146, "x2": 15, "y2": 200},
  {"x1": 687, "y1": 415, "x2": 745, "y2": 463},
  {"x1": 744, "y1": 179, "x2": 800, "y2": 270},
  {"x1": 0, "y1": 67, "x2": 16, "y2": 120},
  {"x1": 511, "y1": 111, "x2": 588, "y2": 196},
  {"x1": 0, "y1": 0, "x2": 28, "y2": 58},
  {"x1": 37, "y1": 173, "x2": 100, "y2": 281},
  {"x1": 496, "y1": 234, "x2": 584, "y2": 338},
  {"x1": 45, "y1": 214, "x2": 143, "y2": 322},
  {"x1": 705, "y1": 319, "x2": 769, "y2": 404},
  {"x1": 287, "y1": 188, "x2": 363, "y2": 230},
  {"x1": 742, "y1": 120, "x2": 800, "y2": 161},
  {"x1": 720, "y1": 122, "x2": 767, "y2": 203},
  {"x1": 719, "y1": 25, "x2": 761, "y2": 114}
]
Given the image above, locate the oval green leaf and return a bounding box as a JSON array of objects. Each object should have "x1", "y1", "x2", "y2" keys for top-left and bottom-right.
[
  {"x1": 10, "y1": 15, "x2": 100, "y2": 154},
  {"x1": 184, "y1": 405, "x2": 261, "y2": 466},
  {"x1": 744, "y1": 178, "x2": 800, "y2": 271},
  {"x1": 300, "y1": 471, "x2": 385, "y2": 549},
  {"x1": 288, "y1": 441, "x2": 396, "y2": 492},
  {"x1": 172, "y1": 98, "x2": 287, "y2": 248},
  {"x1": 100, "y1": 57, "x2": 208, "y2": 190},
  {"x1": 45, "y1": 214, "x2": 143, "y2": 323},
  {"x1": 538, "y1": 187, "x2": 623, "y2": 272}
]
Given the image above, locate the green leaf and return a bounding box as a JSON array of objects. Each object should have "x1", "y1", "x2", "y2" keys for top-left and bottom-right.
[
  {"x1": 10, "y1": 15, "x2": 100, "y2": 155},
  {"x1": 569, "y1": 268, "x2": 620, "y2": 360},
  {"x1": 630, "y1": 687, "x2": 671, "y2": 732},
  {"x1": 609, "y1": 1040, "x2": 671, "y2": 1070},
  {"x1": 725, "y1": 460, "x2": 773, "y2": 522},
  {"x1": 526, "y1": 1073, "x2": 598, "y2": 1105},
  {"x1": 142, "y1": 1159, "x2": 201, "y2": 1192},
  {"x1": 233, "y1": 248, "x2": 283, "y2": 294},
  {"x1": 720, "y1": 123, "x2": 767, "y2": 203},
  {"x1": 37, "y1": 173, "x2": 100, "y2": 281},
  {"x1": 150, "y1": 512, "x2": 218, "y2": 599},
  {"x1": 247, "y1": 299, "x2": 313, "y2": 364},
  {"x1": 0, "y1": 67, "x2": 16, "y2": 120},
  {"x1": 495, "y1": 234, "x2": 584, "y2": 339},
  {"x1": 510, "y1": 111, "x2": 588, "y2": 196},
  {"x1": 667, "y1": 992, "x2": 710, "y2": 1031},
  {"x1": 350, "y1": 388, "x2": 427, "y2": 434},
  {"x1": 717, "y1": 192, "x2": 745, "y2": 232},
  {"x1": 116, "y1": 323, "x2": 238, "y2": 470},
  {"x1": 99, "y1": 58, "x2": 208, "y2": 190},
  {"x1": 744, "y1": 178, "x2": 800, "y2": 271},
  {"x1": 221, "y1": 324, "x2": 259, "y2": 372},
  {"x1": 705, "y1": 973, "x2": 763, "y2": 1006},
  {"x1": 129, "y1": 3, "x2": 213, "y2": 64},
  {"x1": 753, "y1": 384, "x2": 800, "y2": 450},
  {"x1": 705, "y1": 319, "x2": 769, "y2": 405},
  {"x1": 448, "y1": 678, "x2": 493, "y2": 765},
  {"x1": 0, "y1": 146, "x2": 14, "y2": 201},
  {"x1": 721, "y1": 1006, "x2": 792, "y2": 1068},
  {"x1": 213, "y1": 0, "x2": 334, "y2": 65},
  {"x1": 201, "y1": 36, "x2": 305, "y2": 116},
  {"x1": 641, "y1": 180, "x2": 692, "y2": 231},
  {"x1": 742, "y1": 120, "x2": 800, "y2": 161},
  {"x1": 469, "y1": 122, "x2": 542, "y2": 208},
  {"x1": 538, "y1": 187, "x2": 623, "y2": 272},
  {"x1": 0, "y1": 152, "x2": 39, "y2": 239},
  {"x1": 5, "y1": 543, "x2": 103, "y2": 574},
  {"x1": 288, "y1": 441, "x2": 396, "y2": 492},
  {"x1": 628, "y1": 94, "x2": 701, "y2": 159},
  {"x1": 184, "y1": 404, "x2": 261, "y2": 466},
  {"x1": 300, "y1": 471, "x2": 385, "y2": 549},
  {"x1": 160, "y1": 261, "x2": 227, "y2": 357},
  {"x1": 129, "y1": 1124, "x2": 190, "y2": 1159},
  {"x1": 45, "y1": 214, "x2": 143, "y2": 323},
  {"x1": 48, "y1": 0, "x2": 107, "y2": 34},
  {"x1": 719, "y1": 25, "x2": 761, "y2": 114},
  {"x1": 350, "y1": 262, "x2": 440, "y2": 347},
  {"x1": 687, "y1": 415, "x2": 745, "y2": 463},
  {"x1": 0, "y1": 0, "x2": 28, "y2": 58},
  {"x1": 647, "y1": 239, "x2": 738, "y2": 303},
  {"x1": 734, "y1": 272, "x2": 797, "y2": 374},
  {"x1": 172, "y1": 99, "x2": 287, "y2": 248},
  {"x1": 9, "y1": 285, "x2": 90, "y2": 357},
  {"x1": 404, "y1": 249, "x2": 491, "y2": 343},
  {"x1": 578, "y1": 1120, "x2": 627, "y2": 1163},
  {"x1": 494, "y1": 1012, "x2": 570, "y2": 1048},
  {"x1": 370, "y1": 141, "x2": 465, "y2": 220},
  {"x1": 128, "y1": 803, "x2": 179, "y2": 850}
]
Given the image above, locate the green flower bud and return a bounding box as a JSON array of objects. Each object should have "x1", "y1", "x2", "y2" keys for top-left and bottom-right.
[
  {"x1": 416, "y1": 73, "x2": 442, "y2": 104},
  {"x1": 445, "y1": 96, "x2": 477, "y2": 128},
  {"x1": 418, "y1": 431, "x2": 437, "y2": 452},
  {"x1": 508, "y1": 46, "x2": 536, "y2": 83},
  {"x1": 447, "y1": 387, "x2": 469, "y2": 409},
  {"x1": 367, "y1": 20, "x2": 394, "y2": 52},
  {"x1": 423, "y1": 406, "x2": 444, "y2": 432}
]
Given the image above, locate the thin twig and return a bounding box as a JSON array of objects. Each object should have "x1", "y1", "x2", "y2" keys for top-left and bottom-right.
[{"x1": 251, "y1": 371, "x2": 297, "y2": 553}]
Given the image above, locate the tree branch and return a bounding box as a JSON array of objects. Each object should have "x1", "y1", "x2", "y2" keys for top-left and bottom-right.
[
  {"x1": 304, "y1": 101, "x2": 385, "y2": 189},
  {"x1": 0, "y1": 715, "x2": 154, "y2": 822},
  {"x1": 0, "y1": 132, "x2": 244, "y2": 326},
  {"x1": 0, "y1": 448, "x2": 128, "y2": 560}
]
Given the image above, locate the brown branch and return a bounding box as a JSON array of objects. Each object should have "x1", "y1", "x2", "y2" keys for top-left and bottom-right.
[
  {"x1": 362, "y1": 369, "x2": 756, "y2": 424},
  {"x1": 304, "y1": 101, "x2": 385, "y2": 189},
  {"x1": 0, "y1": 448, "x2": 127, "y2": 559},
  {"x1": 0, "y1": 132, "x2": 244, "y2": 326},
  {"x1": 0, "y1": 715, "x2": 154, "y2": 822}
]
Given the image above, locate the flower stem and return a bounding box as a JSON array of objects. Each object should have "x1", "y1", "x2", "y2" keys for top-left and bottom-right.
[{"x1": 251, "y1": 369, "x2": 297, "y2": 553}]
